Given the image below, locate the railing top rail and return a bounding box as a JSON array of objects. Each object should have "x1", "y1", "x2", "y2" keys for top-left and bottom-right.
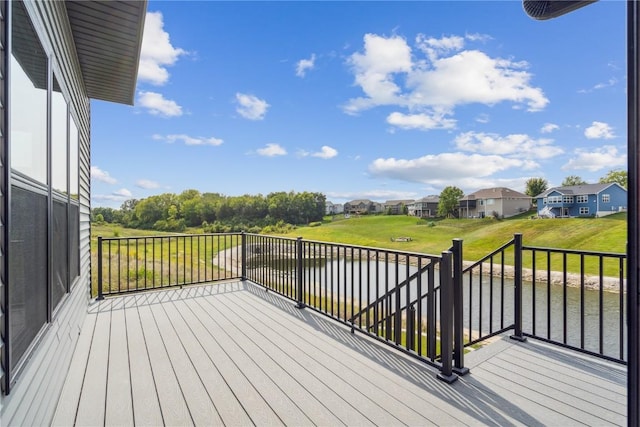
[
  {"x1": 99, "y1": 232, "x2": 243, "y2": 242},
  {"x1": 244, "y1": 233, "x2": 298, "y2": 243},
  {"x1": 522, "y1": 245, "x2": 626, "y2": 258},
  {"x1": 464, "y1": 238, "x2": 515, "y2": 272}
]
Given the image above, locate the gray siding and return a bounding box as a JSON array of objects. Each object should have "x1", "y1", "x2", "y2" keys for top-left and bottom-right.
[
  {"x1": 0, "y1": 1, "x2": 91, "y2": 425},
  {"x1": 0, "y1": 0, "x2": 6, "y2": 399}
]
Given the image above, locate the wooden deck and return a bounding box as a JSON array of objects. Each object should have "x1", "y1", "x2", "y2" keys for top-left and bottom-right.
[{"x1": 52, "y1": 281, "x2": 627, "y2": 426}]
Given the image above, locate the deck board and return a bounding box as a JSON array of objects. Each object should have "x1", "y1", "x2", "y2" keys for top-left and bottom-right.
[
  {"x1": 73, "y1": 301, "x2": 112, "y2": 427},
  {"x1": 104, "y1": 300, "x2": 134, "y2": 426},
  {"x1": 123, "y1": 298, "x2": 164, "y2": 427},
  {"x1": 54, "y1": 280, "x2": 628, "y2": 426}
]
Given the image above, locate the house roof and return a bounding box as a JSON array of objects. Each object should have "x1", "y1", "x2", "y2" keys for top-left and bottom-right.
[
  {"x1": 66, "y1": 1, "x2": 147, "y2": 105},
  {"x1": 460, "y1": 187, "x2": 530, "y2": 201},
  {"x1": 537, "y1": 183, "x2": 624, "y2": 198},
  {"x1": 414, "y1": 196, "x2": 440, "y2": 203},
  {"x1": 346, "y1": 199, "x2": 374, "y2": 205},
  {"x1": 384, "y1": 199, "x2": 415, "y2": 206}
]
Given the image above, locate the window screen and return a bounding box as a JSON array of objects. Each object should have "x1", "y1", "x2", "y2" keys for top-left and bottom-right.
[{"x1": 9, "y1": 186, "x2": 48, "y2": 370}]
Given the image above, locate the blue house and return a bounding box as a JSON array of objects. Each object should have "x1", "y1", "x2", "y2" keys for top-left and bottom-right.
[{"x1": 536, "y1": 183, "x2": 627, "y2": 218}]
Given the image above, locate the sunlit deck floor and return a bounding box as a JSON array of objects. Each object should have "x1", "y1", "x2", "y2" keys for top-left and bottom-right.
[{"x1": 52, "y1": 281, "x2": 627, "y2": 426}]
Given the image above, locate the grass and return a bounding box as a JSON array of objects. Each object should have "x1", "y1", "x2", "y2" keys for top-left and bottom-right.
[{"x1": 285, "y1": 211, "x2": 627, "y2": 261}]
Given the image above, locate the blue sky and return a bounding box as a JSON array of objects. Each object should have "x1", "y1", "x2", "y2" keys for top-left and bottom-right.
[{"x1": 90, "y1": 1, "x2": 627, "y2": 208}]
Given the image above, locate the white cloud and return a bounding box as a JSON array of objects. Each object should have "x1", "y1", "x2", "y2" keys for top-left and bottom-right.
[
  {"x1": 137, "y1": 91, "x2": 183, "y2": 117},
  {"x1": 369, "y1": 152, "x2": 533, "y2": 186},
  {"x1": 136, "y1": 179, "x2": 160, "y2": 189},
  {"x1": 345, "y1": 34, "x2": 413, "y2": 113},
  {"x1": 114, "y1": 188, "x2": 133, "y2": 198},
  {"x1": 475, "y1": 114, "x2": 490, "y2": 124},
  {"x1": 296, "y1": 54, "x2": 316, "y2": 77},
  {"x1": 415, "y1": 34, "x2": 465, "y2": 61},
  {"x1": 584, "y1": 121, "x2": 615, "y2": 139},
  {"x1": 454, "y1": 131, "x2": 563, "y2": 159},
  {"x1": 578, "y1": 78, "x2": 618, "y2": 93},
  {"x1": 312, "y1": 145, "x2": 338, "y2": 159},
  {"x1": 326, "y1": 189, "x2": 418, "y2": 201},
  {"x1": 562, "y1": 145, "x2": 626, "y2": 172},
  {"x1": 541, "y1": 123, "x2": 559, "y2": 133},
  {"x1": 91, "y1": 166, "x2": 117, "y2": 184},
  {"x1": 387, "y1": 111, "x2": 456, "y2": 131},
  {"x1": 235, "y1": 93, "x2": 270, "y2": 120},
  {"x1": 257, "y1": 143, "x2": 287, "y2": 157},
  {"x1": 155, "y1": 134, "x2": 223, "y2": 146},
  {"x1": 344, "y1": 33, "x2": 548, "y2": 116},
  {"x1": 138, "y1": 11, "x2": 187, "y2": 85},
  {"x1": 93, "y1": 188, "x2": 132, "y2": 203}
]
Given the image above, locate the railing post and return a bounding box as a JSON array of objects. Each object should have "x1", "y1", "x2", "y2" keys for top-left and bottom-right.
[
  {"x1": 241, "y1": 232, "x2": 247, "y2": 280},
  {"x1": 295, "y1": 237, "x2": 305, "y2": 309},
  {"x1": 97, "y1": 236, "x2": 104, "y2": 300},
  {"x1": 510, "y1": 233, "x2": 526, "y2": 342},
  {"x1": 406, "y1": 304, "x2": 415, "y2": 351},
  {"x1": 452, "y1": 238, "x2": 469, "y2": 375},
  {"x1": 437, "y1": 250, "x2": 457, "y2": 383}
]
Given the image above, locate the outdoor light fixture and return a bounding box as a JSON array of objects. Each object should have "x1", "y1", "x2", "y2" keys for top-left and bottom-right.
[{"x1": 522, "y1": 0, "x2": 597, "y2": 20}]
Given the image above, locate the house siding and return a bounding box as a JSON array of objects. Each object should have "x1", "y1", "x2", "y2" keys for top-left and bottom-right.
[{"x1": 1, "y1": 1, "x2": 91, "y2": 425}]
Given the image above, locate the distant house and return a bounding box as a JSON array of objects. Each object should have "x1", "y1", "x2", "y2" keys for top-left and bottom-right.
[
  {"x1": 536, "y1": 183, "x2": 627, "y2": 218},
  {"x1": 408, "y1": 196, "x2": 440, "y2": 218},
  {"x1": 325, "y1": 201, "x2": 344, "y2": 215},
  {"x1": 344, "y1": 199, "x2": 383, "y2": 215},
  {"x1": 459, "y1": 187, "x2": 532, "y2": 218},
  {"x1": 384, "y1": 199, "x2": 414, "y2": 215}
]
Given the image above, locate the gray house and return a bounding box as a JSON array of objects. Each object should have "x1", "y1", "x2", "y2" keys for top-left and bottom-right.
[
  {"x1": 536, "y1": 183, "x2": 628, "y2": 218},
  {"x1": 344, "y1": 199, "x2": 383, "y2": 215},
  {"x1": 408, "y1": 196, "x2": 440, "y2": 218},
  {"x1": 384, "y1": 199, "x2": 414, "y2": 215},
  {"x1": 1, "y1": 1, "x2": 146, "y2": 425},
  {"x1": 459, "y1": 187, "x2": 532, "y2": 218}
]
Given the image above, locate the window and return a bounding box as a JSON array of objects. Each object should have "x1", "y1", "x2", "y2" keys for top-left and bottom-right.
[
  {"x1": 579, "y1": 207, "x2": 590, "y2": 215},
  {"x1": 602, "y1": 194, "x2": 610, "y2": 203},
  {"x1": 8, "y1": 0, "x2": 81, "y2": 375},
  {"x1": 10, "y1": 3, "x2": 47, "y2": 184},
  {"x1": 547, "y1": 196, "x2": 562, "y2": 204},
  {"x1": 486, "y1": 198, "x2": 495, "y2": 205},
  {"x1": 563, "y1": 196, "x2": 574, "y2": 203},
  {"x1": 576, "y1": 195, "x2": 588, "y2": 203}
]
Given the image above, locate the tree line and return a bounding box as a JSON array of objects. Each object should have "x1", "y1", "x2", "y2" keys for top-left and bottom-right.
[{"x1": 92, "y1": 190, "x2": 327, "y2": 233}]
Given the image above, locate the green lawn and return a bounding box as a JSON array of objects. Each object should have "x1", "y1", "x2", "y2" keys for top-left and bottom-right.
[{"x1": 282, "y1": 212, "x2": 627, "y2": 261}]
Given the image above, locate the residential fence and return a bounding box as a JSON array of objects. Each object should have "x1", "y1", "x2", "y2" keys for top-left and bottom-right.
[{"x1": 96, "y1": 232, "x2": 627, "y2": 382}]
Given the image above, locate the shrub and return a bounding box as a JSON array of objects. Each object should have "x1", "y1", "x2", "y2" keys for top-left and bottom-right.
[{"x1": 308, "y1": 221, "x2": 322, "y2": 227}]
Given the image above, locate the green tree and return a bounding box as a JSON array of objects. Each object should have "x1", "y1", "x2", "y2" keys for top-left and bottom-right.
[
  {"x1": 437, "y1": 186, "x2": 464, "y2": 218},
  {"x1": 525, "y1": 177, "x2": 548, "y2": 198},
  {"x1": 599, "y1": 169, "x2": 627, "y2": 189},
  {"x1": 562, "y1": 175, "x2": 587, "y2": 186}
]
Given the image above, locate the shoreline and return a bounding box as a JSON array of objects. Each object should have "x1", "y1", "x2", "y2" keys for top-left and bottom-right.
[{"x1": 212, "y1": 245, "x2": 625, "y2": 293}]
